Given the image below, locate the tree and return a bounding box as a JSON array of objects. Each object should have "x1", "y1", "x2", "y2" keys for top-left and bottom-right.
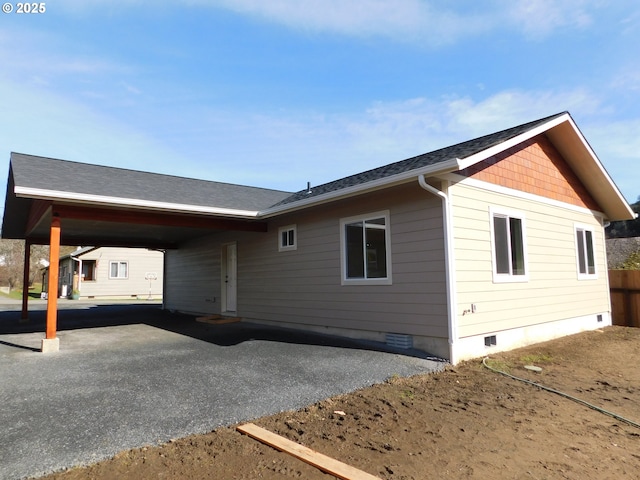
[
  {"x1": 606, "y1": 199, "x2": 640, "y2": 238},
  {"x1": 620, "y1": 250, "x2": 640, "y2": 270},
  {"x1": 0, "y1": 239, "x2": 54, "y2": 292}
]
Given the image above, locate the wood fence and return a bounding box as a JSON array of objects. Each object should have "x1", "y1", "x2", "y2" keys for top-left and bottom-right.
[{"x1": 609, "y1": 270, "x2": 640, "y2": 327}]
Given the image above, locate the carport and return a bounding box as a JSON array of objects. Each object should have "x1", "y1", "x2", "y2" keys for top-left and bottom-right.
[{"x1": 1, "y1": 152, "x2": 292, "y2": 351}]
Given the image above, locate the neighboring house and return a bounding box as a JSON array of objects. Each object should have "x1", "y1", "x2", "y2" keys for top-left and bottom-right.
[
  {"x1": 2, "y1": 112, "x2": 635, "y2": 362},
  {"x1": 43, "y1": 247, "x2": 164, "y2": 300}
]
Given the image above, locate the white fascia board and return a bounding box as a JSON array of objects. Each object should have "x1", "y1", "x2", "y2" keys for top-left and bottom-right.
[
  {"x1": 259, "y1": 159, "x2": 460, "y2": 217},
  {"x1": 456, "y1": 113, "x2": 571, "y2": 171},
  {"x1": 560, "y1": 115, "x2": 634, "y2": 218},
  {"x1": 14, "y1": 186, "x2": 260, "y2": 218}
]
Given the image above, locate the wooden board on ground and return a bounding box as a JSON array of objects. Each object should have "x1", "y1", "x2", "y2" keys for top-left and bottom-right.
[{"x1": 237, "y1": 423, "x2": 382, "y2": 480}]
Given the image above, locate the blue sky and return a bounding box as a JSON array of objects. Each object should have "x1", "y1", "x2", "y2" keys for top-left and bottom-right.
[{"x1": 1, "y1": 0, "x2": 639, "y2": 219}]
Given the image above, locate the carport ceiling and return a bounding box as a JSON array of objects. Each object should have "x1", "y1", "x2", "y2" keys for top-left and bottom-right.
[{"x1": 20, "y1": 201, "x2": 269, "y2": 249}]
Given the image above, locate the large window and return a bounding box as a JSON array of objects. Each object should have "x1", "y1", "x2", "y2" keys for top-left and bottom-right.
[
  {"x1": 576, "y1": 226, "x2": 596, "y2": 278},
  {"x1": 340, "y1": 211, "x2": 391, "y2": 285},
  {"x1": 490, "y1": 209, "x2": 527, "y2": 282},
  {"x1": 109, "y1": 261, "x2": 128, "y2": 279}
]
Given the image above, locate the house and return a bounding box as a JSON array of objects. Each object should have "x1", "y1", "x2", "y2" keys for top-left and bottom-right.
[
  {"x1": 1, "y1": 112, "x2": 635, "y2": 361},
  {"x1": 43, "y1": 246, "x2": 164, "y2": 300}
]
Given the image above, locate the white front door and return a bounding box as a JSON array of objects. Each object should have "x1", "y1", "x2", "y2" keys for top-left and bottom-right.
[{"x1": 223, "y1": 243, "x2": 237, "y2": 312}]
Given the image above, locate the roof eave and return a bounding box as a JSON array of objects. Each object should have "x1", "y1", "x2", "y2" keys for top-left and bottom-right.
[
  {"x1": 456, "y1": 112, "x2": 634, "y2": 222},
  {"x1": 259, "y1": 158, "x2": 461, "y2": 218},
  {"x1": 546, "y1": 116, "x2": 635, "y2": 221},
  {"x1": 13, "y1": 186, "x2": 261, "y2": 219}
]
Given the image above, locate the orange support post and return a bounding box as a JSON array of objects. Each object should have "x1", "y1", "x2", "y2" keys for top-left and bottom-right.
[
  {"x1": 21, "y1": 240, "x2": 31, "y2": 321},
  {"x1": 45, "y1": 216, "x2": 61, "y2": 340}
]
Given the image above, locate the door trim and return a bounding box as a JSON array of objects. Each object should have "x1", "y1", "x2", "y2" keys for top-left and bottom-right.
[{"x1": 221, "y1": 242, "x2": 237, "y2": 314}]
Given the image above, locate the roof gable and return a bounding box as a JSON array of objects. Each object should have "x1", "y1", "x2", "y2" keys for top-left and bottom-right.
[
  {"x1": 271, "y1": 112, "x2": 568, "y2": 209},
  {"x1": 456, "y1": 134, "x2": 601, "y2": 211}
]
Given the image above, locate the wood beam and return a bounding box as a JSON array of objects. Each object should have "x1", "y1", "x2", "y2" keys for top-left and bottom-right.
[
  {"x1": 26, "y1": 200, "x2": 52, "y2": 236},
  {"x1": 21, "y1": 240, "x2": 31, "y2": 321},
  {"x1": 45, "y1": 216, "x2": 61, "y2": 340},
  {"x1": 51, "y1": 204, "x2": 268, "y2": 232}
]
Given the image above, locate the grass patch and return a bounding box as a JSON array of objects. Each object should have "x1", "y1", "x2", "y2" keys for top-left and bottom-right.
[
  {"x1": 483, "y1": 358, "x2": 512, "y2": 374},
  {"x1": 520, "y1": 353, "x2": 554, "y2": 365},
  {"x1": 0, "y1": 283, "x2": 43, "y2": 300}
]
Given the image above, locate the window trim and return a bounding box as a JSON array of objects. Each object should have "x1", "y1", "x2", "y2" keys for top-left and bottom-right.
[
  {"x1": 489, "y1": 207, "x2": 529, "y2": 283},
  {"x1": 575, "y1": 224, "x2": 598, "y2": 280},
  {"x1": 81, "y1": 260, "x2": 97, "y2": 282},
  {"x1": 340, "y1": 210, "x2": 392, "y2": 286},
  {"x1": 278, "y1": 224, "x2": 297, "y2": 252},
  {"x1": 109, "y1": 261, "x2": 129, "y2": 279}
]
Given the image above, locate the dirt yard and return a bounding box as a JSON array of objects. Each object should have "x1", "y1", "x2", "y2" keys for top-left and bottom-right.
[{"x1": 40, "y1": 326, "x2": 640, "y2": 480}]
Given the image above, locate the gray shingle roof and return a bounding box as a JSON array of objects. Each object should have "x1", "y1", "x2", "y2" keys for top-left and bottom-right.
[
  {"x1": 272, "y1": 112, "x2": 567, "y2": 207},
  {"x1": 9, "y1": 153, "x2": 292, "y2": 212}
]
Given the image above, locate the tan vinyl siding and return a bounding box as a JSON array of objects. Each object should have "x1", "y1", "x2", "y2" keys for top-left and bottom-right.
[
  {"x1": 451, "y1": 181, "x2": 608, "y2": 338},
  {"x1": 165, "y1": 183, "x2": 450, "y2": 339},
  {"x1": 77, "y1": 247, "x2": 163, "y2": 298},
  {"x1": 164, "y1": 235, "x2": 224, "y2": 315},
  {"x1": 239, "y1": 184, "x2": 448, "y2": 338}
]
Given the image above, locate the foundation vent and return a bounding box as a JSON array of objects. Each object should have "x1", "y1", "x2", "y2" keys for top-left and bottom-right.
[
  {"x1": 484, "y1": 335, "x2": 497, "y2": 347},
  {"x1": 386, "y1": 333, "x2": 413, "y2": 349},
  {"x1": 597, "y1": 314, "x2": 603, "y2": 322}
]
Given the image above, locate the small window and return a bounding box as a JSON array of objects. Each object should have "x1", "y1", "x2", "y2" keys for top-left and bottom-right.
[
  {"x1": 109, "y1": 261, "x2": 128, "y2": 279},
  {"x1": 576, "y1": 226, "x2": 596, "y2": 278},
  {"x1": 340, "y1": 211, "x2": 392, "y2": 285},
  {"x1": 490, "y1": 209, "x2": 528, "y2": 282},
  {"x1": 82, "y1": 260, "x2": 96, "y2": 281},
  {"x1": 278, "y1": 225, "x2": 297, "y2": 251}
]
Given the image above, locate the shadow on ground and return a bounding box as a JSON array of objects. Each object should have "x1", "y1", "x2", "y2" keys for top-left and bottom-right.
[{"x1": 0, "y1": 303, "x2": 444, "y2": 361}]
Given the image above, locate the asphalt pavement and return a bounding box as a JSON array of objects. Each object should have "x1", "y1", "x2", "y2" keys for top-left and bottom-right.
[{"x1": 0, "y1": 300, "x2": 445, "y2": 480}]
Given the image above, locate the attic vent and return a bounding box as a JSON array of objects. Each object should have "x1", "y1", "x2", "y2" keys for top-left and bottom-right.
[{"x1": 386, "y1": 333, "x2": 413, "y2": 349}]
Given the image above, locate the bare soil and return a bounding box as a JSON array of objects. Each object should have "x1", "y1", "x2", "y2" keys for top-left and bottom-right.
[{"x1": 40, "y1": 326, "x2": 640, "y2": 480}]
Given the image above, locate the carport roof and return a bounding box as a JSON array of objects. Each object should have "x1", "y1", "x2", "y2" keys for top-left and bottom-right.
[
  {"x1": 2, "y1": 154, "x2": 292, "y2": 247},
  {"x1": 8, "y1": 153, "x2": 292, "y2": 213}
]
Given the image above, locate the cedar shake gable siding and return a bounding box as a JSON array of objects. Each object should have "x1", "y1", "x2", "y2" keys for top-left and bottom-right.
[{"x1": 456, "y1": 134, "x2": 601, "y2": 211}]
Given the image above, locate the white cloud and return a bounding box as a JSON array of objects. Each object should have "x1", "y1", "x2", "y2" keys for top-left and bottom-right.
[
  {"x1": 53, "y1": 0, "x2": 612, "y2": 45},
  {"x1": 505, "y1": 0, "x2": 594, "y2": 39}
]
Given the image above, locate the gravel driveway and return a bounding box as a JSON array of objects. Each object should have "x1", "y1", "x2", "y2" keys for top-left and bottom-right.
[{"x1": 0, "y1": 301, "x2": 444, "y2": 480}]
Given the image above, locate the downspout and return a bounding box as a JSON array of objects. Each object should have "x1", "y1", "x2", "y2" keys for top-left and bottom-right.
[
  {"x1": 418, "y1": 175, "x2": 458, "y2": 364},
  {"x1": 71, "y1": 256, "x2": 82, "y2": 296}
]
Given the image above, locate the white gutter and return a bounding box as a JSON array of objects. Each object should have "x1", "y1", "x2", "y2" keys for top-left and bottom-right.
[
  {"x1": 418, "y1": 174, "x2": 458, "y2": 364},
  {"x1": 14, "y1": 186, "x2": 260, "y2": 219},
  {"x1": 71, "y1": 256, "x2": 82, "y2": 295}
]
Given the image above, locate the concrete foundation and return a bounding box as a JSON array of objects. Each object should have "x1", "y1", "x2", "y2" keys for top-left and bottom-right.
[{"x1": 41, "y1": 337, "x2": 60, "y2": 353}]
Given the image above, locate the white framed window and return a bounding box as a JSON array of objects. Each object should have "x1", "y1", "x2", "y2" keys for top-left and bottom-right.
[
  {"x1": 490, "y1": 208, "x2": 528, "y2": 283},
  {"x1": 340, "y1": 210, "x2": 392, "y2": 285},
  {"x1": 575, "y1": 225, "x2": 597, "y2": 279},
  {"x1": 109, "y1": 261, "x2": 128, "y2": 279},
  {"x1": 278, "y1": 225, "x2": 297, "y2": 251}
]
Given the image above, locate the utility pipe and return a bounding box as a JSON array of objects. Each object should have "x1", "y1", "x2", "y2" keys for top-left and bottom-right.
[
  {"x1": 418, "y1": 174, "x2": 458, "y2": 364},
  {"x1": 71, "y1": 255, "x2": 82, "y2": 296}
]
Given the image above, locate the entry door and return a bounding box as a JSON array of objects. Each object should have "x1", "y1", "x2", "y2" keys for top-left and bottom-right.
[{"x1": 224, "y1": 243, "x2": 237, "y2": 312}]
